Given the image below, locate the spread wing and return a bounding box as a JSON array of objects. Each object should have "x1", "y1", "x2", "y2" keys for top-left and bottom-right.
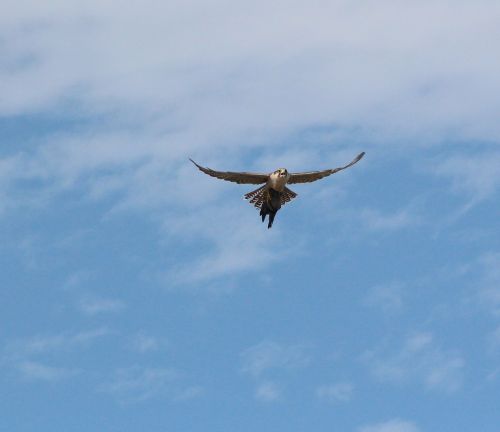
[
  {"x1": 288, "y1": 152, "x2": 365, "y2": 184},
  {"x1": 189, "y1": 159, "x2": 269, "y2": 185}
]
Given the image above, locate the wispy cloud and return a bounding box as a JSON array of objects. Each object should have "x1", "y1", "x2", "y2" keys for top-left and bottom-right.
[
  {"x1": 358, "y1": 419, "x2": 420, "y2": 432},
  {"x1": 174, "y1": 386, "x2": 204, "y2": 402},
  {"x1": 241, "y1": 340, "x2": 310, "y2": 401},
  {"x1": 129, "y1": 333, "x2": 162, "y2": 353},
  {"x1": 363, "y1": 282, "x2": 405, "y2": 313},
  {"x1": 359, "y1": 207, "x2": 419, "y2": 231},
  {"x1": 17, "y1": 361, "x2": 79, "y2": 382},
  {"x1": 78, "y1": 297, "x2": 126, "y2": 315},
  {"x1": 433, "y1": 151, "x2": 500, "y2": 208},
  {"x1": 477, "y1": 253, "x2": 500, "y2": 316},
  {"x1": 363, "y1": 332, "x2": 464, "y2": 393},
  {"x1": 487, "y1": 326, "x2": 500, "y2": 352},
  {"x1": 255, "y1": 381, "x2": 281, "y2": 403},
  {"x1": 3, "y1": 328, "x2": 112, "y2": 381},
  {"x1": 1, "y1": 137, "x2": 301, "y2": 284},
  {"x1": 6, "y1": 328, "x2": 112, "y2": 358},
  {"x1": 241, "y1": 340, "x2": 310, "y2": 378},
  {"x1": 99, "y1": 366, "x2": 178, "y2": 403},
  {"x1": 0, "y1": 1, "x2": 499, "y2": 429},
  {"x1": 99, "y1": 366, "x2": 201, "y2": 404},
  {"x1": 316, "y1": 382, "x2": 354, "y2": 403},
  {"x1": 1, "y1": 0, "x2": 499, "y2": 287},
  {"x1": 2, "y1": 1, "x2": 500, "y2": 143},
  {"x1": 164, "y1": 203, "x2": 301, "y2": 285}
]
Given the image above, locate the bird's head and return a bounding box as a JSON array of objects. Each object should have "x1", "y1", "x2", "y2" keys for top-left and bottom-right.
[{"x1": 274, "y1": 168, "x2": 288, "y2": 178}]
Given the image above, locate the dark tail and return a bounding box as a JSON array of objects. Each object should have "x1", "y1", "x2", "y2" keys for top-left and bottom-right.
[
  {"x1": 268, "y1": 211, "x2": 276, "y2": 229},
  {"x1": 260, "y1": 189, "x2": 281, "y2": 229},
  {"x1": 260, "y1": 203, "x2": 267, "y2": 222},
  {"x1": 259, "y1": 202, "x2": 277, "y2": 229},
  {"x1": 246, "y1": 187, "x2": 283, "y2": 229}
]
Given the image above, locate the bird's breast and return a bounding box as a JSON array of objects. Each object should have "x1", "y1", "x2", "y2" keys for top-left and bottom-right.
[{"x1": 268, "y1": 172, "x2": 289, "y2": 192}]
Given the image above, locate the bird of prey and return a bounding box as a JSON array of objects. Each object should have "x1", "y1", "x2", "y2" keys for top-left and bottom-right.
[{"x1": 190, "y1": 152, "x2": 365, "y2": 228}]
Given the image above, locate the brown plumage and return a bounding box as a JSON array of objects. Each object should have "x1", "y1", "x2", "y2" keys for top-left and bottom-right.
[
  {"x1": 244, "y1": 186, "x2": 298, "y2": 209},
  {"x1": 190, "y1": 152, "x2": 365, "y2": 228}
]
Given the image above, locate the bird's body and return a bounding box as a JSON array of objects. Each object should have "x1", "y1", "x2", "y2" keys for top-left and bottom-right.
[
  {"x1": 190, "y1": 152, "x2": 365, "y2": 228},
  {"x1": 267, "y1": 169, "x2": 290, "y2": 192}
]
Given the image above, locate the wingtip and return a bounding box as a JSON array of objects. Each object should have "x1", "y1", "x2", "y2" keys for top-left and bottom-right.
[
  {"x1": 358, "y1": 151, "x2": 366, "y2": 160},
  {"x1": 189, "y1": 158, "x2": 201, "y2": 168}
]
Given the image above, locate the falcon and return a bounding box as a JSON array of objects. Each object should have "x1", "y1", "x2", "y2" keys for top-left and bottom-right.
[{"x1": 190, "y1": 152, "x2": 365, "y2": 228}]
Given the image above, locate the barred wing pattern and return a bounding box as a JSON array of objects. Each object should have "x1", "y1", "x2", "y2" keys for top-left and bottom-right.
[
  {"x1": 189, "y1": 159, "x2": 269, "y2": 185},
  {"x1": 244, "y1": 186, "x2": 298, "y2": 209},
  {"x1": 281, "y1": 187, "x2": 298, "y2": 205},
  {"x1": 288, "y1": 152, "x2": 365, "y2": 184}
]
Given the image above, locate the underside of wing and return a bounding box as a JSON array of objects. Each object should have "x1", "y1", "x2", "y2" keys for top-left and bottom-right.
[
  {"x1": 287, "y1": 152, "x2": 365, "y2": 184},
  {"x1": 280, "y1": 187, "x2": 298, "y2": 206},
  {"x1": 190, "y1": 159, "x2": 269, "y2": 185}
]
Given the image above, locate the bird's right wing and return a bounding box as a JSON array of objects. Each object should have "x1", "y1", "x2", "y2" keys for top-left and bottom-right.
[
  {"x1": 288, "y1": 152, "x2": 365, "y2": 184},
  {"x1": 190, "y1": 159, "x2": 269, "y2": 184}
]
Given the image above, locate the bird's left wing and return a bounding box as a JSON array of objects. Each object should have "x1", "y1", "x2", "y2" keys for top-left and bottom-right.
[
  {"x1": 288, "y1": 152, "x2": 365, "y2": 184},
  {"x1": 189, "y1": 159, "x2": 269, "y2": 185}
]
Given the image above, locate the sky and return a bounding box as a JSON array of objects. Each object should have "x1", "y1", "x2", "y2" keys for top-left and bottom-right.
[{"x1": 1, "y1": 1, "x2": 500, "y2": 431}]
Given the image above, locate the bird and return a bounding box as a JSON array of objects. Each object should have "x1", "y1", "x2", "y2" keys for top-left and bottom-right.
[{"x1": 190, "y1": 151, "x2": 365, "y2": 228}]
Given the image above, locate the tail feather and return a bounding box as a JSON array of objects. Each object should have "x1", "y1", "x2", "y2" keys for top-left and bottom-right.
[
  {"x1": 281, "y1": 187, "x2": 298, "y2": 205},
  {"x1": 244, "y1": 185, "x2": 298, "y2": 229},
  {"x1": 244, "y1": 186, "x2": 267, "y2": 209},
  {"x1": 244, "y1": 186, "x2": 298, "y2": 209},
  {"x1": 267, "y1": 187, "x2": 296, "y2": 229}
]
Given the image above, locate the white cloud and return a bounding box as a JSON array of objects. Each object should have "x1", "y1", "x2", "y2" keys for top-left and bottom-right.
[
  {"x1": 6, "y1": 328, "x2": 111, "y2": 358},
  {"x1": 1, "y1": 131, "x2": 305, "y2": 284},
  {"x1": 241, "y1": 340, "x2": 310, "y2": 377},
  {"x1": 359, "y1": 207, "x2": 418, "y2": 231},
  {"x1": 165, "y1": 202, "x2": 300, "y2": 285},
  {"x1": 255, "y1": 381, "x2": 281, "y2": 402},
  {"x1": 316, "y1": 382, "x2": 353, "y2": 402},
  {"x1": 363, "y1": 282, "x2": 404, "y2": 313},
  {"x1": 2, "y1": 1, "x2": 500, "y2": 143},
  {"x1": 477, "y1": 253, "x2": 500, "y2": 316},
  {"x1": 17, "y1": 361, "x2": 79, "y2": 382},
  {"x1": 2, "y1": 0, "x2": 499, "y2": 284},
  {"x1": 241, "y1": 340, "x2": 310, "y2": 401},
  {"x1": 358, "y1": 419, "x2": 420, "y2": 432},
  {"x1": 174, "y1": 385, "x2": 204, "y2": 401},
  {"x1": 100, "y1": 366, "x2": 202, "y2": 404},
  {"x1": 364, "y1": 332, "x2": 464, "y2": 393},
  {"x1": 130, "y1": 333, "x2": 161, "y2": 353},
  {"x1": 432, "y1": 151, "x2": 500, "y2": 207},
  {"x1": 99, "y1": 366, "x2": 178, "y2": 403},
  {"x1": 488, "y1": 326, "x2": 500, "y2": 352},
  {"x1": 3, "y1": 328, "x2": 111, "y2": 383},
  {"x1": 78, "y1": 297, "x2": 125, "y2": 315}
]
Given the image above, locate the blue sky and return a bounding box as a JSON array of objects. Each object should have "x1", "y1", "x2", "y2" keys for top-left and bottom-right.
[{"x1": 1, "y1": 1, "x2": 500, "y2": 431}]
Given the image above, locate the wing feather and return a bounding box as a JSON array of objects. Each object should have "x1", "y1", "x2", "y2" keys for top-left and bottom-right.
[
  {"x1": 244, "y1": 186, "x2": 298, "y2": 209},
  {"x1": 288, "y1": 152, "x2": 365, "y2": 184},
  {"x1": 190, "y1": 159, "x2": 269, "y2": 185},
  {"x1": 281, "y1": 187, "x2": 297, "y2": 206}
]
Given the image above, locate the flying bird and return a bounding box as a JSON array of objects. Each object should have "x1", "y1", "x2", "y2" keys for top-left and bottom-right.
[{"x1": 190, "y1": 152, "x2": 365, "y2": 228}]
